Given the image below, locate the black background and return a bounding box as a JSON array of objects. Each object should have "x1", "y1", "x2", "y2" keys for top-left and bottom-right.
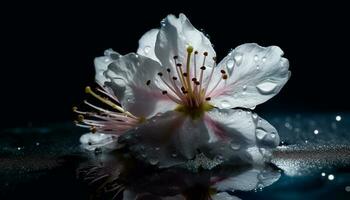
[{"x1": 2, "y1": 1, "x2": 349, "y2": 128}]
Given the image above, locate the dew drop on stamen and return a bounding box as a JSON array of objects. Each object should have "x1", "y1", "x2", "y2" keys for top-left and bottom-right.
[{"x1": 256, "y1": 82, "x2": 278, "y2": 95}]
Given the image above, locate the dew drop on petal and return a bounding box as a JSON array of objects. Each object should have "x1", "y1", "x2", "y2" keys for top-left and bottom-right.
[
  {"x1": 171, "y1": 153, "x2": 177, "y2": 158},
  {"x1": 220, "y1": 100, "x2": 231, "y2": 108},
  {"x1": 254, "y1": 55, "x2": 259, "y2": 62},
  {"x1": 230, "y1": 143, "x2": 240, "y2": 150},
  {"x1": 262, "y1": 57, "x2": 267, "y2": 62},
  {"x1": 271, "y1": 133, "x2": 276, "y2": 138},
  {"x1": 226, "y1": 59, "x2": 234, "y2": 69},
  {"x1": 314, "y1": 129, "x2": 319, "y2": 134},
  {"x1": 233, "y1": 53, "x2": 243, "y2": 66},
  {"x1": 149, "y1": 158, "x2": 159, "y2": 165},
  {"x1": 243, "y1": 85, "x2": 247, "y2": 91},
  {"x1": 345, "y1": 186, "x2": 350, "y2": 192},
  {"x1": 256, "y1": 128, "x2": 267, "y2": 140},
  {"x1": 144, "y1": 46, "x2": 151, "y2": 54},
  {"x1": 252, "y1": 113, "x2": 258, "y2": 119},
  {"x1": 321, "y1": 172, "x2": 326, "y2": 176},
  {"x1": 256, "y1": 81, "x2": 278, "y2": 95}
]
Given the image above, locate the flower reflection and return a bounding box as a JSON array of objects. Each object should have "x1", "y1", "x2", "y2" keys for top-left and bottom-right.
[{"x1": 78, "y1": 151, "x2": 280, "y2": 200}]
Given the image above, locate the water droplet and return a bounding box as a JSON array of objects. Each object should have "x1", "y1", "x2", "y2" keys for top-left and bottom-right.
[
  {"x1": 17, "y1": 147, "x2": 21, "y2": 151},
  {"x1": 314, "y1": 129, "x2": 319, "y2": 134},
  {"x1": 143, "y1": 46, "x2": 151, "y2": 55},
  {"x1": 171, "y1": 153, "x2": 177, "y2": 158},
  {"x1": 226, "y1": 59, "x2": 234, "y2": 69},
  {"x1": 149, "y1": 158, "x2": 159, "y2": 165},
  {"x1": 336, "y1": 115, "x2": 342, "y2": 121},
  {"x1": 238, "y1": 110, "x2": 242, "y2": 115},
  {"x1": 345, "y1": 186, "x2": 350, "y2": 192},
  {"x1": 271, "y1": 133, "x2": 276, "y2": 138},
  {"x1": 141, "y1": 153, "x2": 147, "y2": 158},
  {"x1": 155, "y1": 147, "x2": 160, "y2": 151},
  {"x1": 328, "y1": 174, "x2": 335, "y2": 180},
  {"x1": 35, "y1": 142, "x2": 40, "y2": 146},
  {"x1": 262, "y1": 57, "x2": 267, "y2": 62},
  {"x1": 230, "y1": 143, "x2": 240, "y2": 150},
  {"x1": 257, "y1": 183, "x2": 264, "y2": 189},
  {"x1": 252, "y1": 113, "x2": 258, "y2": 119},
  {"x1": 321, "y1": 172, "x2": 326, "y2": 176},
  {"x1": 220, "y1": 100, "x2": 231, "y2": 108},
  {"x1": 305, "y1": 140, "x2": 308, "y2": 144},
  {"x1": 256, "y1": 128, "x2": 267, "y2": 140},
  {"x1": 233, "y1": 53, "x2": 243, "y2": 66},
  {"x1": 243, "y1": 85, "x2": 247, "y2": 91},
  {"x1": 256, "y1": 81, "x2": 277, "y2": 94},
  {"x1": 256, "y1": 66, "x2": 260, "y2": 70},
  {"x1": 104, "y1": 58, "x2": 110, "y2": 62},
  {"x1": 254, "y1": 55, "x2": 259, "y2": 62}
]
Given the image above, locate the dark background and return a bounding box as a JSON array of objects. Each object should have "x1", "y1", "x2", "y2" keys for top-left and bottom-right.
[{"x1": 2, "y1": 1, "x2": 349, "y2": 128}]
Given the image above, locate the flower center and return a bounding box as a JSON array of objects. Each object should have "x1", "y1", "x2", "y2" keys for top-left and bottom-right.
[{"x1": 147, "y1": 46, "x2": 228, "y2": 117}]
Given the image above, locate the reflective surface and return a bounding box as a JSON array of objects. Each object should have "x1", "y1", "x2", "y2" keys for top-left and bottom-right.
[{"x1": 1, "y1": 112, "x2": 350, "y2": 199}]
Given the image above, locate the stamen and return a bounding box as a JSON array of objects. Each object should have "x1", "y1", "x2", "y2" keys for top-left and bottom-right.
[
  {"x1": 85, "y1": 86, "x2": 136, "y2": 118},
  {"x1": 205, "y1": 97, "x2": 211, "y2": 101},
  {"x1": 146, "y1": 80, "x2": 151, "y2": 85},
  {"x1": 185, "y1": 46, "x2": 194, "y2": 97}
]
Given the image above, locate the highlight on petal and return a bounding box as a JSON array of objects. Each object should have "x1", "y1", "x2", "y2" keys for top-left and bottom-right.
[
  {"x1": 155, "y1": 13, "x2": 216, "y2": 75},
  {"x1": 137, "y1": 28, "x2": 160, "y2": 63},
  {"x1": 104, "y1": 53, "x2": 177, "y2": 118},
  {"x1": 209, "y1": 43, "x2": 290, "y2": 109}
]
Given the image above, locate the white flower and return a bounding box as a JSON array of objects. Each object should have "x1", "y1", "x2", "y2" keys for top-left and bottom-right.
[{"x1": 75, "y1": 13, "x2": 290, "y2": 163}]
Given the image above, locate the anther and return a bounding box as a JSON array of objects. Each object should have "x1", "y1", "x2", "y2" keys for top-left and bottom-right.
[
  {"x1": 85, "y1": 86, "x2": 92, "y2": 94},
  {"x1": 72, "y1": 106, "x2": 78, "y2": 112},
  {"x1": 222, "y1": 74, "x2": 228, "y2": 80},
  {"x1": 213, "y1": 57, "x2": 217, "y2": 61},
  {"x1": 220, "y1": 70, "x2": 226, "y2": 74},
  {"x1": 181, "y1": 86, "x2": 185, "y2": 91},
  {"x1": 205, "y1": 97, "x2": 211, "y2": 101},
  {"x1": 183, "y1": 72, "x2": 188, "y2": 77},
  {"x1": 192, "y1": 78, "x2": 197, "y2": 82},
  {"x1": 194, "y1": 51, "x2": 198, "y2": 54},
  {"x1": 78, "y1": 115, "x2": 84, "y2": 122},
  {"x1": 200, "y1": 66, "x2": 206, "y2": 70},
  {"x1": 173, "y1": 56, "x2": 178, "y2": 59},
  {"x1": 90, "y1": 126, "x2": 97, "y2": 133},
  {"x1": 162, "y1": 90, "x2": 168, "y2": 95},
  {"x1": 203, "y1": 52, "x2": 208, "y2": 56},
  {"x1": 187, "y1": 46, "x2": 194, "y2": 53},
  {"x1": 176, "y1": 63, "x2": 182, "y2": 67},
  {"x1": 195, "y1": 81, "x2": 200, "y2": 85},
  {"x1": 167, "y1": 68, "x2": 171, "y2": 72},
  {"x1": 146, "y1": 80, "x2": 151, "y2": 85},
  {"x1": 157, "y1": 72, "x2": 163, "y2": 76},
  {"x1": 172, "y1": 77, "x2": 178, "y2": 80}
]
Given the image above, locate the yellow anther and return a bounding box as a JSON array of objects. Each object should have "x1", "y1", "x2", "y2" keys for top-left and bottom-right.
[{"x1": 187, "y1": 45, "x2": 194, "y2": 53}]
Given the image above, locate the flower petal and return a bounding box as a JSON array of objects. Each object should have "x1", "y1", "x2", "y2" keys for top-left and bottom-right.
[
  {"x1": 211, "y1": 192, "x2": 242, "y2": 200},
  {"x1": 94, "y1": 49, "x2": 121, "y2": 86},
  {"x1": 202, "y1": 108, "x2": 280, "y2": 164},
  {"x1": 137, "y1": 29, "x2": 160, "y2": 63},
  {"x1": 209, "y1": 43, "x2": 290, "y2": 109},
  {"x1": 79, "y1": 132, "x2": 118, "y2": 151},
  {"x1": 155, "y1": 14, "x2": 216, "y2": 74},
  {"x1": 212, "y1": 167, "x2": 280, "y2": 192},
  {"x1": 104, "y1": 53, "x2": 177, "y2": 118},
  {"x1": 118, "y1": 111, "x2": 211, "y2": 168}
]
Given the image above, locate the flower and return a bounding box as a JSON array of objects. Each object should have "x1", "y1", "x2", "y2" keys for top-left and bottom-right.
[{"x1": 74, "y1": 13, "x2": 290, "y2": 166}]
